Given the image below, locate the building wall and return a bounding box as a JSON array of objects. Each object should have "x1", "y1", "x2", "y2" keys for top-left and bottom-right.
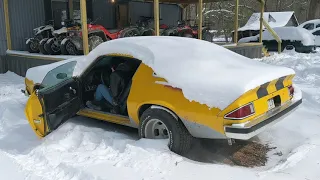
[
  {"x1": 92, "y1": 0, "x2": 117, "y2": 29},
  {"x1": 129, "y1": 1, "x2": 181, "y2": 27},
  {"x1": 0, "y1": 0, "x2": 7, "y2": 55},
  {"x1": 8, "y1": 0, "x2": 46, "y2": 52}
]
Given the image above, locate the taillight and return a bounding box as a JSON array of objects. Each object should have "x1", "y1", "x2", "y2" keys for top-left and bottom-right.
[
  {"x1": 288, "y1": 85, "x2": 294, "y2": 97},
  {"x1": 224, "y1": 103, "x2": 255, "y2": 120}
]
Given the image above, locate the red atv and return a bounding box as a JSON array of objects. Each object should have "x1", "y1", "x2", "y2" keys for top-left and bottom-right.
[
  {"x1": 61, "y1": 19, "x2": 121, "y2": 55},
  {"x1": 161, "y1": 20, "x2": 213, "y2": 42}
]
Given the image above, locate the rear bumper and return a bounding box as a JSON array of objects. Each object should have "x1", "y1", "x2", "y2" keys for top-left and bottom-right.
[{"x1": 224, "y1": 98, "x2": 302, "y2": 140}]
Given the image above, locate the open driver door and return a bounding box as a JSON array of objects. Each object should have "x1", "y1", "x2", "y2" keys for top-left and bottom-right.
[{"x1": 25, "y1": 78, "x2": 81, "y2": 138}]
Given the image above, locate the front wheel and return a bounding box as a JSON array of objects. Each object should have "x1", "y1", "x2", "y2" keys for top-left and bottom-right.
[
  {"x1": 88, "y1": 35, "x2": 104, "y2": 51},
  {"x1": 139, "y1": 108, "x2": 193, "y2": 155},
  {"x1": 44, "y1": 38, "x2": 61, "y2": 55},
  {"x1": 39, "y1": 38, "x2": 49, "y2": 54},
  {"x1": 26, "y1": 38, "x2": 40, "y2": 53}
]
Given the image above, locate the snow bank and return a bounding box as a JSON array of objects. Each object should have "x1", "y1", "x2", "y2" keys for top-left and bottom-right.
[
  {"x1": 262, "y1": 27, "x2": 315, "y2": 46},
  {"x1": 73, "y1": 36, "x2": 294, "y2": 109}
]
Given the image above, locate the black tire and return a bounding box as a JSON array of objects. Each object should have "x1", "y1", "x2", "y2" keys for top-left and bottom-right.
[
  {"x1": 65, "y1": 39, "x2": 82, "y2": 55},
  {"x1": 202, "y1": 31, "x2": 214, "y2": 42},
  {"x1": 26, "y1": 38, "x2": 40, "y2": 53},
  {"x1": 139, "y1": 108, "x2": 193, "y2": 155},
  {"x1": 44, "y1": 38, "x2": 61, "y2": 55},
  {"x1": 39, "y1": 38, "x2": 49, "y2": 55},
  {"x1": 60, "y1": 38, "x2": 70, "y2": 55},
  {"x1": 88, "y1": 35, "x2": 104, "y2": 51},
  {"x1": 182, "y1": 33, "x2": 194, "y2": 38},
  {"x1": 119, "y1": 28, "x2": 140, "y2": 38}
]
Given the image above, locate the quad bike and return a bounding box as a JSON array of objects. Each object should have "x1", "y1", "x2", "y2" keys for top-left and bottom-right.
[
  {"x1": 44, "y1": 19, "x2": 79, "y2": 55},
  {"x1": 26, "y1": 20, "x2": 54, "y2": 53},
  {"x1": 118, "y1": 16, "x2": 158, "y2": 38},
  {"x1": 61, "y1": 18, "x2": 121, "y2": 55},
  {"x1": 161, "y1": 20, "x2": 213, "y2": 42}
]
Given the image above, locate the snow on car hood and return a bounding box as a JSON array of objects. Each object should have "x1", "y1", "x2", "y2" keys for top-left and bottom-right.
[{"x1": 72, "y1": 36, "x2": 295, "y2": 109}]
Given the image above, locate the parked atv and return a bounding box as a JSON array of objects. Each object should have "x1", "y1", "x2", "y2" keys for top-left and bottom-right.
[
  {"x1": 44, "y1": 19, "x2": 78, "y2": 55},
  {"x1": 161, "y1": 20, "x2": 213, "y2": 42},
  {"x1": 26, "y1": 20, "x2": 54, "y2": 53},
  {"x1": 118, "y1": 16, "x2": 156, "y2": 38},
  {"x1": 61, "y1": 19, "x2": 121, "y2": 55}
]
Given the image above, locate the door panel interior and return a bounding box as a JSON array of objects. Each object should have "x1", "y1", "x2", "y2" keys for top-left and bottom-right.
[{"x1": 39, "y1": 78, "x2": 81, "y2": 131}]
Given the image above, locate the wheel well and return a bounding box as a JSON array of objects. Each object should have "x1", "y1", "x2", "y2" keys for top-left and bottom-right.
[{"x1": 138, "y1": 104, "x2": 179, "y2": 121}]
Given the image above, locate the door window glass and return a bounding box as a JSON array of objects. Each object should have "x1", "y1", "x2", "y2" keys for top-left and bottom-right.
[{"x1": 41, "y1": 61, "x2": 77, "y2": 88}]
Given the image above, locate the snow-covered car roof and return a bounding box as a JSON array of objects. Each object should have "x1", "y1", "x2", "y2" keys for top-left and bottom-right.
[
  {"x1": 298, "y1": 19, "x2": 320, "y2": 28},
  {"x1": 239, "y1": 27, "x2": 315, "y2": 46},
  {"x1": 27, "y1": 36, "x2": 295, "y2": 109}
]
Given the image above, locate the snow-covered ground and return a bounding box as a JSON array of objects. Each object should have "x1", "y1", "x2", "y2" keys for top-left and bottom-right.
[{"x1": 0, "y1": 49, "x2": 320, "y2": 180}]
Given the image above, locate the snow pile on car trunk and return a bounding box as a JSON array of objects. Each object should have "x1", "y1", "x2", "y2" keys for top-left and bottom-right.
[
  {"x1": 262, "y1": 27, "x2": 315, "y2": 46},
  {"x1": 73, "y1": 36, "x2": 295, "y2": 109}
]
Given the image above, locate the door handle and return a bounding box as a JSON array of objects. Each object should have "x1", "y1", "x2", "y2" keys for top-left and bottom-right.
[{"x1": 69, "y1": 87, "x2": 76, "y2": 94}]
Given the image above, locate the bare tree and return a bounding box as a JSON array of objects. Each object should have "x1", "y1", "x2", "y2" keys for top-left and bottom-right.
[{"x1": 308, "y1": 0, "x2": 320, "y2": 20}]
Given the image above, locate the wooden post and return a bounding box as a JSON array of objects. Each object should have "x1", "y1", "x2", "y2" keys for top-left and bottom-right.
[
  {"x1": 69, "y1": 0, "x2": 74, "y2": 20},
  {"x1": 80, "y1": 0, "x2": 89, "y2": 55},
  {"x1": 3, "y1": 0, "x2": 11, "y2": 50},
  {"x1": 234, "y1": 0, "x2": 239, "y2": 44},
  {"x1": 198, "y1": 0, "x2": 203, "y2": 40},
  {"x1": 154, "y1": 0, "x2": 160, "y2": 36},
  {"x1": 259, "y1": 0, "x2": 265, "y2": 43}
]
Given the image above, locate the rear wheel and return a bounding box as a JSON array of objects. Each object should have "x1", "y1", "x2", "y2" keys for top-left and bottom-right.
[
  {"x1": 139, "y1": 108, "x2": 193, "y2": 155},
  {"x1": 44, "y1": 38, "x2": 61, "y2": 55}
]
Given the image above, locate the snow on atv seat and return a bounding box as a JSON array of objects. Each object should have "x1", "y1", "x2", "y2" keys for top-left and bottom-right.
[{"x1": 71, "y1": 36, "x2": 295, "y2": 109}]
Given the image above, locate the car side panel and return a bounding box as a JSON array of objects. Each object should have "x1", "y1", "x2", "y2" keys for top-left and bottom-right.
[{"x1": 127, "y1": 64, "x2": 225, "y2": 137}]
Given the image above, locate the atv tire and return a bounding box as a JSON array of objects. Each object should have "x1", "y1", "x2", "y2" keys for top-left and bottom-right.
[
  {"x1": 44, "y1": 38, "x2": 61, "y2": 55},
  {"x1": 39, "y1": 38, "x2": 49, "y2": 54},
  {"x1": 139, "y1": 107, "x2": 193, "y2": 155},
  {"x1": 60, "y1": 38, "x2": 70, "y2": 55},
  {"x1": 88, "y1": 35, "x2": 104, "y2": 51},
  {"x1": 119, "y1": 28, "x2": 140, "y2": 38},
  {"x1": 202, "y1": 31, "x2": 213, "y2": 42},
  {"x1": 26, "y1": 38, "x2": 40, "y2": 53},
  {"x1": 64, "y1": 39, "x2": 82, "y2": 55}
]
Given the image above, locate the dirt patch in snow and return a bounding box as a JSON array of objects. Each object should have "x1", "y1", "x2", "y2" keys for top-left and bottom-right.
[{"x1": 186, "y1": 139, "x2": 274, "y2": 168}]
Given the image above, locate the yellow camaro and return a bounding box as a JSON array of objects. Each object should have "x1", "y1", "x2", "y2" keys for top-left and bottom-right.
[{"x1": 24, "y1": 36, "x2": 302, "y2": 155}]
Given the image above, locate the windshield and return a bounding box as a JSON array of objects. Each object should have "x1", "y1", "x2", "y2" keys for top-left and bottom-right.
[{"x1": 41, "y1": 61, "x2": 77, "y2": 88}]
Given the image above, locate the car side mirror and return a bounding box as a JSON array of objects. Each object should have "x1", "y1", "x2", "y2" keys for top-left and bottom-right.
[{"x1": 56, "y1": 73, "x2": 67, "y2": 79}]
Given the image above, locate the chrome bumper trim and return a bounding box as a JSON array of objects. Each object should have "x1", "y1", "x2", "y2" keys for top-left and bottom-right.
[{"x1": 224, "y1": 98, "x2": 302, "y2": 140}]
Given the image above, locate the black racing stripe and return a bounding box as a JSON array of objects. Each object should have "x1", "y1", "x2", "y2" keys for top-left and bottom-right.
[
  {"x1": 275, "y1": 76, "x2": 286, "y2": 91},
  {"x1": 257, "y1": 82, "x2": 270, "y2": 98}
]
